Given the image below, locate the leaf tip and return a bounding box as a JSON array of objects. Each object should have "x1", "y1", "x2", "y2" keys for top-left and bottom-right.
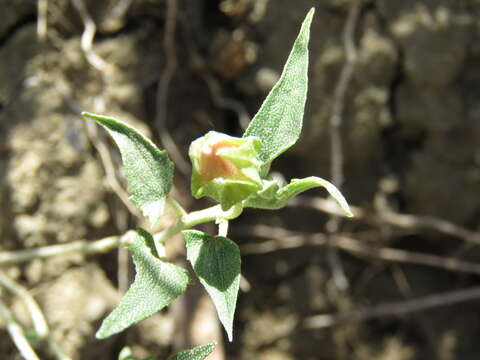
[
  {"x1": 345, "y1": 207, "x2": 354, "y2": 218},
  {"x1": 307, "y1": 7, "x2": 315, "y2": 18},
  {"x1": 226, "y1": 329, "x2": 233, "y2": 342},
  {"x1": 81, "y1": 111, "x2": 107, "y2": 123},
  {"x1": 94, "y1": 327, "x2": 108, "y2": 340},
  {"x1": 80, "y1": 111, "x2": 93, "y2": 118}
]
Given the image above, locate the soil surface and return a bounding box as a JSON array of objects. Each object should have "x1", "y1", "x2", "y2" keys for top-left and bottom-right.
[{"x1": 1, "y1": 1, "x2": 480, "y2": 359}]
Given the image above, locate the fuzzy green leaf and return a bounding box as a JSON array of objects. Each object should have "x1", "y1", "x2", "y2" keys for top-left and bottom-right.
[
  {"x1": 244, "y1": 176, "x2": 353, "y2": 217},
  {"x1": 82, "y1": 112, "x2": 174, "y2": 225},
  {"x1": 183, "y1": 230, "x2": 240, "y2": 342},
  {"x1": 167, "y1": 342, "x2": 216, "y2": 360},
  {"x1": 96, "y1": 229, "x2": 190, "y2": 339},
  {"x1": 243, "y1": 8, "x2": 314, "y2": 163}
]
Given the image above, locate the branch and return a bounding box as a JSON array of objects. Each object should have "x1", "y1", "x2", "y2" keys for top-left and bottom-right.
[
  {"x1": 238, "y1": 225, "x2": 480, "y2": 276},
  {"x1": 0, "y1": 234, "x2": 131, "y2": 266},
  {"x1": 328, "y1": 0, "x2": 361, "y2": 191},
  {"x1": 326, "y1": 0, "x2": 363, "y2": 291},
  {"x1": 0, "y1": 273, "x2": 71, "y2": 360},
  {"x1": 155, "y1": 0, "x2": 190, "y2": 175},
  {"x1": 288, "y1": 196, "x2": 480, "y2": 246},
  {"x1": 71, "y1": 0, "x2": 115, "y2": 73},
  {"x1": 304, "y1": 286, "x2": 480, "y2": 329},
  {"x1": 0, "y1": 203, "x2": 243, "y2": 266},
  {"x1": 0, "y1": 299, "x2": 40, "y2": 360},
  {"x1": 37, "y1": 0, "x2": 48, "y2": 41}
]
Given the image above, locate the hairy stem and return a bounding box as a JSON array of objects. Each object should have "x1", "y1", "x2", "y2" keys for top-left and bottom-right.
[
  {"x1": 154, "y1": 203, "x2": 243, "y2": 244},
  {"x1": 0, "y1": 203, "x2": 243, "y2": 265}
]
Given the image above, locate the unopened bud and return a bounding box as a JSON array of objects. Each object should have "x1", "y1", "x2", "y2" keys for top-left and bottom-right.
[{"x1": 189, "y1": 131, "x2": 263, "y2": 210}]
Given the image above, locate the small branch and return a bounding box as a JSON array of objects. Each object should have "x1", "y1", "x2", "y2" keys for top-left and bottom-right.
[
  {"x1": 167, "y1": 196, "x2": 188, "y2": 217},
  {"x1": 71, "y1": 0, "x2": 115, "y2": 73},
  {"x1": 328, "y1": 0, "x2": 361, "y2": 191},
  {"x1": 0, "y1": 204, "x2": 244, "y2": 266},
  {"x1": 0, "y1": 274, "x2": 71, "y2": 360},
  {"x1": 37, "y1": 0, "x2": 48, "y2": 41},
  {"x1": 202, "y1": 73, "x2": 251, "y2": 131},
  {"x1": 325, "y1": 0, "x2": 363, "y2": 291},
  {"x1": 0, "y1": 274, "x2": 48, "y2": 339},
  {"x1": 155, "y1": 0, "x2": 190, "y2": 175},
  {"x1": 0, "y1": 234, "x2": 132, "y2": 266},
  {"x1": 154, "y1": 203, "x2": 243, "y2": 244},
  {"x1": 238, "y1": 225, "x2": 480, "y2": 276},
  {"x1": 304, "y1": 286, "x2": 480, "y2": 329},
  {"x1": 288, "y1": 196, "x2": 480, "y2": 246},
  {"x1": 0, "y1": 299, "x2": 40, "y2": 360}
]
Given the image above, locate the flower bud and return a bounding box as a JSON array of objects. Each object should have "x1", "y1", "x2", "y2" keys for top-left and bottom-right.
[{"x1": 189, "y1": 131, "x2": 263, "y2": 210}]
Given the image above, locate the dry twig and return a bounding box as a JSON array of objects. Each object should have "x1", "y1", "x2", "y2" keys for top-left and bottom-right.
[
  {"x1": 289, "y1": 196, "x2": 480, "y2": 246},
  {"x1": 0, "y1": 273, "x2": 71, "y2": 360},
  {"x1": 71, "y1": 0, "x2": 115, "y2": 73},
  {"x1": 202, "y1": 73, "x2": 251, "y2": 131},
  {"x1": 155, "y1": 0, "x2": 190, "y2": 175},
  {"x1": 325, "y1": 0, "x2": 363, "y2": 292},
  {"x1": 238, "y1": 225, "x2": 480, "y2": 276},
  {"x1": 0, "y1": 299, "x2": 40, "y2": 360},
  {"x1": 0, "y1": 234, "x2": 132, "y2": 266},
  {"x1": 37, "y1": 0, "x2": 48, "y2": 41},
  {"x1": 304, "y1": 285, "x2": 480, "y2": 329}
]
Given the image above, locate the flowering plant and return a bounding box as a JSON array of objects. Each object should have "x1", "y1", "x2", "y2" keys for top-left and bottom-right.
[{"x1": 82, "y1": 8, "x2": 352, "y2": 359}]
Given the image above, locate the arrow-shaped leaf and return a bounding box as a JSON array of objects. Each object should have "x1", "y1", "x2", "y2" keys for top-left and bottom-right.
[
  {"x1": 183, "y1": 230, "x2": 241, "y2": 342},
  {"x1": 96, "y1": 229, "x2": 190, "y2": 339},
  {"x1": 82, "y1": 112, "x2": 174, "y2": 225},
  {"x1": 244, "y1": 176, "x2": 353, "y2": 217},
  {"x1": 167, "y1": 342, "x2": 216, "y2": 360},
  {"x1": 243, "y1": 8, "x2": 314, "y2": 163}
]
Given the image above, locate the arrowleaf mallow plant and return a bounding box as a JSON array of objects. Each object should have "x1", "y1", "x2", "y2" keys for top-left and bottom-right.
[{"x1": 82, "y1": 8, "x2": 352, "y2": 358}]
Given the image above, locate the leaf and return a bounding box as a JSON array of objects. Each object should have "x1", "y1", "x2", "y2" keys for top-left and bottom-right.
[
  {"x1": 243, "y1": 8, "x2": 314, "y2": 163},
  {"x1": 244, "y1": 176, "x2": 353, "y2": 217},
  {"x1": 118, "y1": 346, "x2": 153, "y2": 360},
  {"x1": 96, "y1": 229, "x2": 190, "y2": 339},
  {"x1": 82, "y1": 112, "x2": 174, "y2": 225},
  {"x1": 183, "y1": 230, "x2": 241, "y2": 342},
  {"x1": 167, "y1": 342, "x2": 216, "y2": 360}
]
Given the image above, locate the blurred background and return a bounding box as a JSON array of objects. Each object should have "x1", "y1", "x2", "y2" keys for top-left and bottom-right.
[{"x1": 1, "y1": 0, "x2": 480, "y2": 359}]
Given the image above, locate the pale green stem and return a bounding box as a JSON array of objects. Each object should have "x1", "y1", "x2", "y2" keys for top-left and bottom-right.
[
  {"x1": 154, "y1": 203, "x2": 243, "y2": 244},
  {"x1": 0, "y1": 204, "x2": 242, "y2": 265},
  {"x1": 0, "y1": 273, "x2": 72, "y2": 360},
  {"x1": 0, "y1": 234, "x2": 132, "y2": 265},
  {"x1": 0, "y1": 299, "x2": 40, "y2": 360},
  {"x1": 166, "y1": 196, "x2": 187, "y2": 217},
  {"x1": 218, "y1": 219, "x2": 229, "y2": 237},
  {"x1": 0, "y1": 273, "x2": 48, "y2": 339}
]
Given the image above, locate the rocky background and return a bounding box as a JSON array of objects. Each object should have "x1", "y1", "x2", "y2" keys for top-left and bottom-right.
[{"x1": 1, "y1": 0, "x2": 480, "y2": 359}]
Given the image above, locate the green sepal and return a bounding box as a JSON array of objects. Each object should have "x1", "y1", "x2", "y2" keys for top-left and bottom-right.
[
  {"x1": 244, "y1": 176, "x2": 353, "y2": 217},
  {"x1": 96, "y1": 229, "x2": 191, "y2": 339},
  {"x1": 82, "y1": 112, "x2": 174, "y2": 225},
  {"x1": 243, "y1": 8, "x2": 314, "y2": 163},
  {"x1": 167, "y1": 342, "x2": 217, "y2": 360}
]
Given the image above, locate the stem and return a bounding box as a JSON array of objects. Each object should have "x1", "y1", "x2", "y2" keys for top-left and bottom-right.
[
  {"x1": 0, "y1": 274, "x2": 48, "y2": 339},
  {"x1": 218, "y1": 220, "x2": 229, "y2": 237},
  {"x1": 0, "y1": 300, "x2": 40, "y2": 360},
  {"x1": 0, "y1": 204, "x2": 243, "y2": 265},
  {"x1": 154, "y1": 203, "x2": 243, "y2": 244},
  {"x1": 166, "y1": 196, "x2": 187, "y2": 217},
  {"x1": 0, "y1": 234, "x2": 132, "y2": 265},
  {"x1": 0, "y1": 273, "x2": 72, "y2": 360}
]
